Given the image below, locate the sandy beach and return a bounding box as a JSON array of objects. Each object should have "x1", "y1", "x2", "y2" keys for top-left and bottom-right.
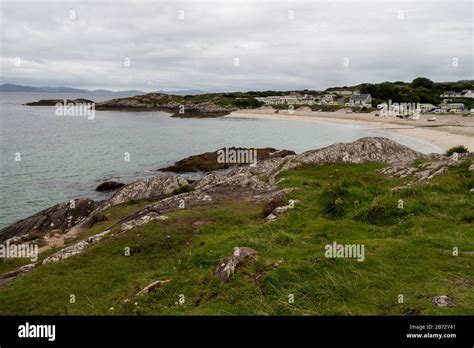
[{"x1": 226, "y1": 108, "x2": 474, "y2": 153}]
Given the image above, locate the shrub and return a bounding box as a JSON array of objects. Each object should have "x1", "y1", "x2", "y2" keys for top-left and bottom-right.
[
  {"x1": 232, "y1": 98, "x2": 263, "y2": 109},
  {"x1": 173, "y1": 185, "x2": 194, "y2": 195},
  {"x1": 461, "y1": 214, "x2": 474, "y2": 224},
  {"x1": 319, "y1": 170, "x2": 349, "y2": 218},
  {"x1": 85, "y1": 212, "x2": 108, "y2": 228},
  {"x1": 446, "y1": 145, "x2": 469, "y2": 157},
  {"x1": 351, "y1": 195, "x2": 406, "y2": 225}
]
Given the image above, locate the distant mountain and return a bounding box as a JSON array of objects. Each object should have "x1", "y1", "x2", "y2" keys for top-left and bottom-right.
[
  {"x1": 0, "y1": 83, "x2": 206, "y2": 96},
  {"x1": 0, "y1": 83, "x2": 89, "y2": 93},
  {"x1": 0, "y1": 83, "x2": 142, "y2": 94},
  {"x1": 155, "y1": 89, "x2": 206, "y2": 96},
  {"x1": 90, "y1": 89, "x2": 147, "y2": 96}
]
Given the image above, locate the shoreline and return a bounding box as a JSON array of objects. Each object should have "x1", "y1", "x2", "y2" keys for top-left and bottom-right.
[{"x1": 226, "y1": 109, "x2": 474, "y2": 153}]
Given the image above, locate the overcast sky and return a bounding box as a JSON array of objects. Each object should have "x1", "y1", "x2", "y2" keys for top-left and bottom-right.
[{"x1": 0, "y1": 0, "x2": 472, "y2": 91}]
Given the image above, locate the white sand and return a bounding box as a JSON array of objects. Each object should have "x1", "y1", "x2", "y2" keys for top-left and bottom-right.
[{"x1": 225, "y1": 109, "x2": 474, "y2": 153}]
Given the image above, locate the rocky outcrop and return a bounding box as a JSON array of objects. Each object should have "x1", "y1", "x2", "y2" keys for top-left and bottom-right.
[
  {"x1": 183, "y1": 137, "x2": 429, "y2": 188},
  {"x1": 214, "y1": 247, "x2": 257, "y2": 282},
  {"x1": 115, "y1": 137, "x2": 429, "y2": 230},
  {"x1": 95, "y1": 93, "x2": 234, "y2": 117},
  {"x1": 136, "y1": 279, "x2": 170, "y2": 296},
  {"x1": 3, "y1": 136, "x2": 466, "y2": 288},
  {"x1": 96, "y1": 181, "x2": 125, "y2": 192},
  {"x1": 0, "y1": 137, "x2": 438, "y2": 245},
  {"x1": 0, "y1": 227, "x2": 111, "y2": 284},
  {"x1": 99, "y1": 175, "x2": 189, "y2": 210},
  {"x1": 42, "y1": 229, "x2": 111, "y2": 264},
  {"x1": 379, "y1": 157, "x2": 462, "y2": 186},
  {"x1": 298, "y1": 137, "x2": 425, "y2": 165},
  {"x1": 160, "y1": 147, "x2": 296, "y2": 173},
  {"x1": 265, "y1": 201, "x2": 297, "y2": 222},
  {"x1": 0, "y1": 176, "x2": 188, "y2": 244},
  {"x1": 0, "y1": 198, "x2": 97, "y2": 243},
  {"x1": 25, "y1": 98, "x2": 94, "y2": 106},
  {"x1": 0, "y1": 263, "x2": 38, "y2": 287},
  {"x1": 121, "y1": 212, "x2": 169, "y2": 231}
]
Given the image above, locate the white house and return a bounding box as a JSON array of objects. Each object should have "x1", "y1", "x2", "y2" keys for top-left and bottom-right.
[
  {"x1": 441, "y1": 90, "x2": 474, "y2": 99},
  {"x1": 330, "y1": 90, "x2": 353, "y2": 96},
  {"x1": 256, "y1": 94, "x2": 316, "y2": 105},
  {"x1": 349, "y1": 94, "x2": 372, "y2": 107},
  {"x1": 439, "y1": 103, "x2": 465, "y2": 113},
  {"x1": 462, "y1": 90, "x2": 474, "y2": 98},
  {"x1": 418, "y1": 103, "x2": 436, "y2": 113}
]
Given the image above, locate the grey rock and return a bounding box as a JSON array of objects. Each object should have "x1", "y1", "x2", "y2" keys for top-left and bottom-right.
[
  {"x1": 428, "y1": 167, "x2": 448, "y2": 180},
  {"x1": 214, "y1": 247, "x2": 257, "y2": 282},
  {"x1": 0, "y1": 228, "x2": 112, "y2": 284},
  {"x1": 0, "y1": 198, "x2": 97, "y2": 243},
  {"x1": 433, "y1": 295, "x2": 454, "y2": 307},
  {"x1": 96, "y1": 181, "x2": 125, "y2": 191},
  {"x1": 121, "y1": 212, "x2": 169, "y2": 231},
  {"x1": 100, "y1": 175, "x2": 188, "y2": 210},
  {"x1": 136, "y1": 279, "x2": 170, "y2": 296},
  {"x1": 265, "y1": 201, "x2": 297, "y2": 222},
  {"x1": 42, "y1": 229, "x2": 111, "y2": 264}
]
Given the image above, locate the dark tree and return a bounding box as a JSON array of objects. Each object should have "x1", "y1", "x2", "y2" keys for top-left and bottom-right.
[{"x1": 411, "y1": 77, "x2": 434, "y2": 89}]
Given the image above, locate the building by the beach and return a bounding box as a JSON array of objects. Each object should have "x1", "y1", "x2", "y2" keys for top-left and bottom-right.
[{"x1": 347, "y1": 94, "x2": 372, "y2": 108}]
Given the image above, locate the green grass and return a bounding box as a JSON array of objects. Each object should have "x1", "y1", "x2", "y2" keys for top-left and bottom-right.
[{"x1": 0, "y1": 162, "x2": 472, "y2": 315}]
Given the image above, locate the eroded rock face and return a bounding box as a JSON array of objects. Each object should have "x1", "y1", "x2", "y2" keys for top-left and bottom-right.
[
  {"x1": 0, "y1": 198, "x2": 97, "y2": 243},
  {"x1": 99, "y1": 175, "x2": 189, "y2": 210},
  {"x1": 214, "y1": 247, "x2": 257, "y2": 282}
]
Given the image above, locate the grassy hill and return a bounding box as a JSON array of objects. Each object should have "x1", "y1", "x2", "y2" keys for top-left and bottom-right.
[{"x1": 0, "y1": 160, "x2": 472, "y2": 315}]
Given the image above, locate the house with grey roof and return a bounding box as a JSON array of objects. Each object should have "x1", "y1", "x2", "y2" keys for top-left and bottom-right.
[
  {"x1": 440, "y1": 91, "x2": 456, "y2": 98},
  {"x1": 462, "y1": 90, "x2": 474, "y2": 98},
  {"x1": 348, "y1": 94, "x2": 372, "y2": 107}
]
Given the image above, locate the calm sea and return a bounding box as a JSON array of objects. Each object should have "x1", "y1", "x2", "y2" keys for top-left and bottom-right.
[{"x1": 0, "y1": 92, "x2": 440, "y2": 228}]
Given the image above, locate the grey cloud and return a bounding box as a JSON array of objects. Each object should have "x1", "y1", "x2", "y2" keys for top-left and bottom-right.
[{"x1": 0, "y1": 0, "x2": 472, "y2": 91}]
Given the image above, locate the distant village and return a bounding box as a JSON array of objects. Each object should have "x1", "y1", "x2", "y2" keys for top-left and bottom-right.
[{"x1": 255, "y1": 89, "x2": 474, "y2": 114}]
